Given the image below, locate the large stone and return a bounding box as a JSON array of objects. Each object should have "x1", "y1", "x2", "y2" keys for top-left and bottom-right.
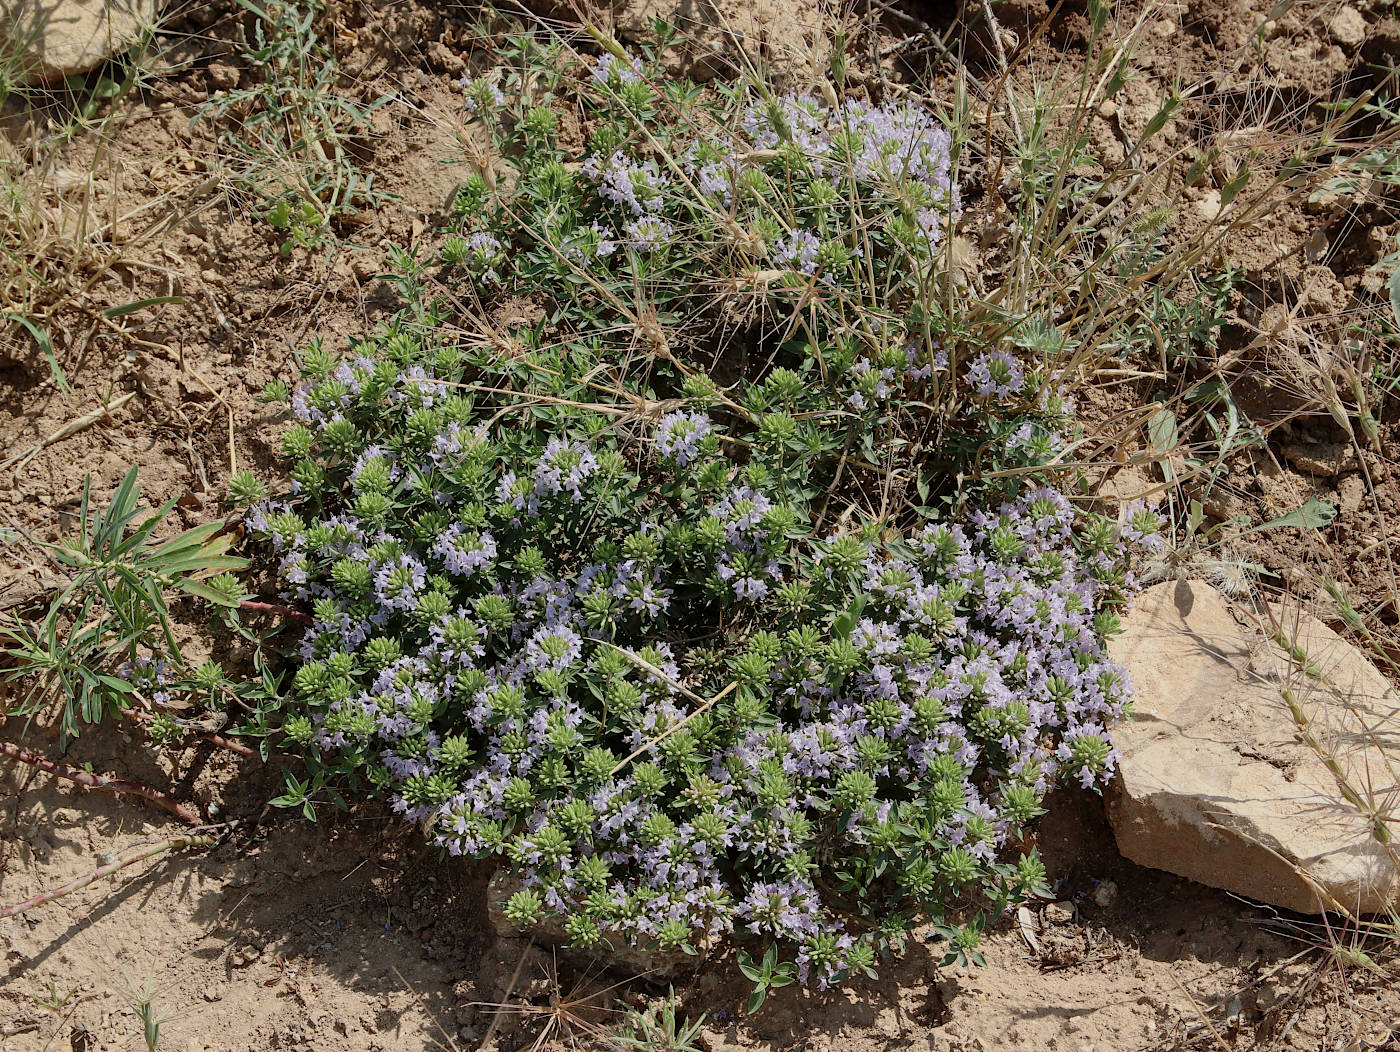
[
  {"x1": 1106, "y1": 579, "x2": 1400, "y2": 915},
  {"x1": 2, "y1": 0, "x2": 159, "y2": 84},
  {"x1": 608, "y1": 0, "x2": 825, "y2": 83}
]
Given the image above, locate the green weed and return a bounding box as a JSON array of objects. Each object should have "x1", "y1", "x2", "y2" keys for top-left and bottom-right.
[
  {"x1": 0, "y1": 467, "x2": 247, "y2": 744},
  {"x1": 611, "y1": 987, "x2": 706, "y2": 1050},
  {"x1": 200, "y1": 0, "x2": 396, "y2": 255}
]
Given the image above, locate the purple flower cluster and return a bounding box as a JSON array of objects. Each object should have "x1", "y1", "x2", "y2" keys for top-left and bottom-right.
[
  {"x1": 623, "y1": 215, "x2": 673, "y2": 251},
  {"x1": 591, "y1": 52, "x2": 644, "y2": 89},
  {"x1": 257, "y1": 345, "x2": 1157, "y2": 989},
  {"x1": 433, "y1": 525, "x2": 498, "y2": 578},
  {"x1": 654, "y1": 410, "x2": 712, "y2": 465},
  {"x1": 773, "y1": 230, "x2": 820, "y2": 274},
  {"x1": 251, "y1": 70, "x2": 1162, "y2": 990},
  {"x1": 968, "y1": 350, "x2": 1026, "y2": 399},
  {"x1": 584, "y1": 154, "x2": 669, "y2": 216},
  {"x1": 738, "y1": 94, "x2": 958, "y2": 244}
]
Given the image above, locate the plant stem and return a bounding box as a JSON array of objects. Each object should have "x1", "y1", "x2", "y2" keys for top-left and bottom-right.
[
  {"x1": 199, "y1": 731, "x2": 295, "y2": 763},
  {"x1": 238, "y1": 599, "x2": 313, "y2": 624},
  {"x1": 0, "y1": 835, "x2": 215, "y2": 919},
  {"x1": 0, "y1": 741, "x2": 200, "y2": 824}
]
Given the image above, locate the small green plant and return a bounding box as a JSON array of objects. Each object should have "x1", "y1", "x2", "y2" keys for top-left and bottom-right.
[
  {"x1": 200, "y1": 0, "x2": 395, "y2": 251},
  {"x1": 30, "y1": 980, "x2": 79, "y2": 1012},
  {"x1": 125, "y1": 976, "x2": 170, "y2": 1052},
  {"x1": 611, "y1": 987, "x2": 706, "y2": 1050},
  {"x1": 736, "y1": 946, "x2": 798, "y2": 1014},
  {"x1": 0, "y1": 467, "x2": 247, "y2": 744}
]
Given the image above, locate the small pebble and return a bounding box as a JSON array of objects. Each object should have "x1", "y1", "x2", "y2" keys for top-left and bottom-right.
[{"x1": 1093, "y1": 879, "x2": 1118, "y2": 908}]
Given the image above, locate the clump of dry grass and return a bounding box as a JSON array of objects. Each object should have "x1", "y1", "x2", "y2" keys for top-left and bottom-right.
[{"x1": 0, "y1": 30, "x2": 180, "y2": 389}]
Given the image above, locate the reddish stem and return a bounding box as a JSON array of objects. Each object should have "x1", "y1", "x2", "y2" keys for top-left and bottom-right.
[
  {"x1": 199, "y1": 732, "x2": 295, "y2": 763},
  {"x1": 0, "y1": 741, "x2": 201, "y2": 824},
  {"x1": 238, "y1": 599, "x2": 313, "y2": 625},
  {"x1": 203, "y1": 731, "x2": 258, "y2": 757},
  {"x1": 0, "y1": 834, "x2": 215, "y2": 919}
]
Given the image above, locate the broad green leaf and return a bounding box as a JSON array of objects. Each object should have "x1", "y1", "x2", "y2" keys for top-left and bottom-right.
[
  {"x1": 175, "y1": 578, "x2": 244, "y2": 607},
  {"x1": 1250, "y1": 497, "x2": 1337, "y2": 533}
]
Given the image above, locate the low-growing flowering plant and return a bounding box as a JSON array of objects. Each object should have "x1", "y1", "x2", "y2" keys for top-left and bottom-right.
[{"x1": 239, "y1": 37, "x2": 1163, "y2": 993}]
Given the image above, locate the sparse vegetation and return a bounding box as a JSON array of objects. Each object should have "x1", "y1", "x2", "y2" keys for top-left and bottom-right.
[{"x1": 200, "y1": 0, "x2": 396, "y2": 255}]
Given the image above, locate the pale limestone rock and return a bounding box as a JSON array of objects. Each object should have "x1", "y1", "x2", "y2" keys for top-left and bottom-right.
[
  {"x1": 1281, "y1": 440, "x2": 1357, "y2": 478},
  {"x1": 3, "y1": 0, "x2": 159, "y2": 83},
  {"x1": 1107, "y1": 579, "x2": 1400, "y2": 914},
  {"x1": 1328, "y1": 5, "x2": 1368, "y2": 49}
]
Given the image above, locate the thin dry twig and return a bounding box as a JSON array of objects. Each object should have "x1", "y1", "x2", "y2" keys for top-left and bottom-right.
[
  {"x1": 0, "y1": 391, "x2": 136, "y2": 474},
  {"x1": 1165, "y1": 966, "x2": 1232, "y2": 1052},
  {"x1": 238, "y1": 599, "x2": 314, "y2": 625},
  {"x1": 0, "y1": 834, "x2": 215, "y2": 919},
  {"x1": 0, "y1": 740, "x2": 200, "y2": 824},
  {"x1": 480, "y1": 935, "x2": 537, "y2": 1049},
  {"x1": 599, "y1": 642, "x2": 739, "y2": 776}
]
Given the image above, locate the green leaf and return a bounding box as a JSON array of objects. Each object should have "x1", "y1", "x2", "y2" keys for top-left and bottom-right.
[
  {"x1": 1146, "y1": 405, "x2": 1178, "y2": 483},
  {"x1": 175, "y1": 578, "x2": 244, "y2": 607},
  {"x1": 1219, "y1": 164, "x2": 1250, "y2": 208},
  {"x1": 1139, "y1": 94, "x2": 1180, "y2": 142},
  {"x1": 831, "y1": 594, "x2": 867, "y2": 640},
  {"x1": 1147, "y1": 406, "x2": 1177, "y2": 453},
  {"x1": 1387, "y1": 262, "x2": 1400, "y2": 332},
  {"x1": 761, "y1": 943, "x2": 778, "y2": 973},
  {"x1": 4, "y1": 314, "x2": 69, "y2": 392},
  {"x1": 736, "y1": 951, "x2": 763, "y2": 982},
  {"x1": 1250, "y1": 497, "x2": 1337, "y2": 533}
]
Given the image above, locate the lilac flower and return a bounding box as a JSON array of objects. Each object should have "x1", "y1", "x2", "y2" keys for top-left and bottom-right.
[
  {"x1": 967, "y1": 351, "x2": 1025, "y2": 399},
  {"x1": 841, "y1": 102, "x2": 955, "y2": 200},
  {"x1": 373, "y1": 553, "x2": 426, "y2": 612},
  {"x1": 524, "y1": 624, "x2": 583, "y2": 672},
  {"x1": 460, "y1": 78, "x2": 505, "y2": 113},
  {"x1": 623, "y1": 216, "x2": 673, "y2": 251},
  {"x1": 588, "y1": 221, "x2": 617, "y2": 259},
  {"x1": 585, "y1": 154, "x2": 668, "y2": 215},
  {"x1": 1005, "y1": 421, "x2": 1064, "y2": 459},
  {"x1": 591, "y1": 52, "x2": 643, "y2": 88},
  {"x1": 741, "y1": 94, "x2": 827, "y2": 155},
  {"x1": 773, "y1": 230, "x2": 820, "y2": 274},
  {"x1": 654, "y1": 410, "x2": 711, "y2": 465},
  {"x1": 696, "y1": 160, "x2": 732, "y2": 201},
  {"x1": 434, "y1": 526, "x2": 498, "y2": 578},
  {"x1": 534, "y1": 439, "x2": 598, "y2": 501}
]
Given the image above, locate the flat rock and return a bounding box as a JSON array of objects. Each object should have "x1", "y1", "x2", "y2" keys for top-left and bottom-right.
[
  {"x1": 608, "y1": 0, "x2": 823, "y2": 82},
  {"x1": 1106, "y1": 579, "x2": 1400, "y2": 915},
  {"x1": 2, "y1": 0, "x2": 159, "y2": 83},
  {"x1": 485, "y1": 871, "x2": 704, "y2": 977},
  {"x1": 1280, "y1": 440, "x2": 1356, "y2": 478},
  {"x1": 1328, "y1": 6, "x2": 1368, "y2": 48}
]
